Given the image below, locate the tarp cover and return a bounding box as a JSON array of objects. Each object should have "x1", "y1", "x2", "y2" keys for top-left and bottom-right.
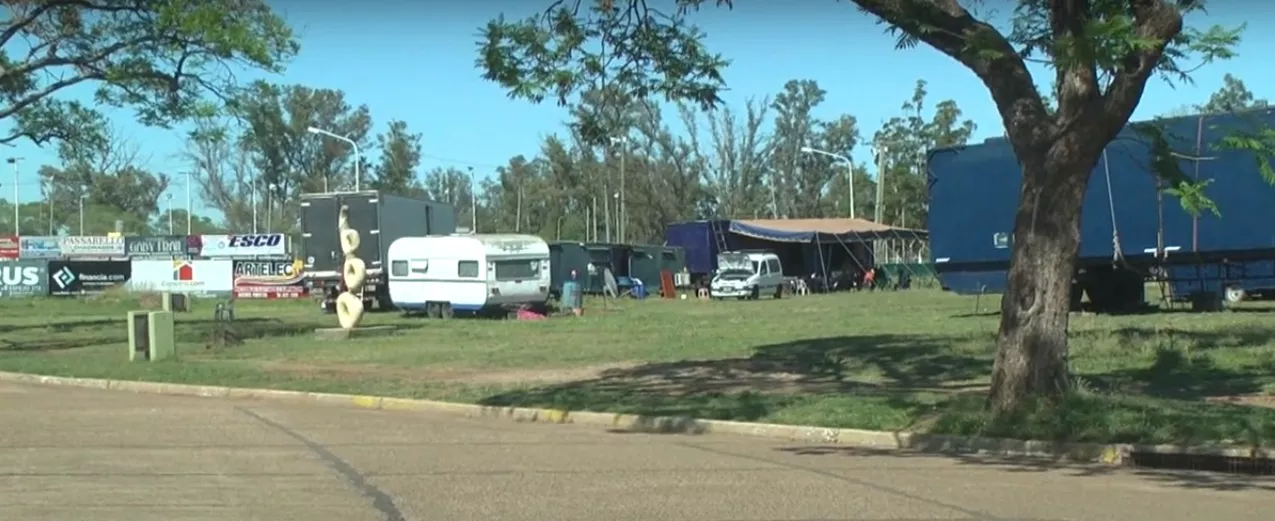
[{"x1": 728, "y1": 218, "x2": 928, "y2": 243}]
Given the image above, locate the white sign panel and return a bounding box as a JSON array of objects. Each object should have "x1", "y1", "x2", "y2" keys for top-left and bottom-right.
[
  {"x1": 60, "y1": 235, "x2": 126, "y2": 256},
  {"x1": 127, "y1": 260, "x2": 233, "y2": 293},
  {"x1": 199, "y1": 233, "x2": 287, "y2": 257}
]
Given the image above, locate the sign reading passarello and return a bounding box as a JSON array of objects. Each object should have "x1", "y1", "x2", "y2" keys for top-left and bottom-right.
[
  {"x1": 199, "y1": 234, "x2": 287, "y2": 257},
  {"x1": 125, "y1": 235, "x2": 199, "y2": 258},
  {"x1": 60, "y1": 236, "x2": 126, "y2": 257},
  {"x1": 19, "y1": 236, "x2": 61, "y2": 259},
  {"x1": 0, "y1": 260, "x2": 48, "y2": 297}
]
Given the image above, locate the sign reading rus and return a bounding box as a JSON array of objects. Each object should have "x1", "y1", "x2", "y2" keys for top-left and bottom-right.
[{"x1": 125, "y1": 236, "x2": 198, "y2": 258}]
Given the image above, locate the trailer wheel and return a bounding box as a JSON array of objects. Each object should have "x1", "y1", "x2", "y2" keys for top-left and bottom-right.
[
  {"x1": 1225, "y1": 286, "x2": 1246, "y2": 304},
  {"x1": 439, "y1": 303, "x2": 454, "y2": 319},
  {"x1": 773, "y1": 284, "x2": 784, "y2": 299}
]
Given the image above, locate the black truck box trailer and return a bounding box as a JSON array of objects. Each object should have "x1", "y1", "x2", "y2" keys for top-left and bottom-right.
[
  {"x1": 300, "y1": 191, "x2": 456, "y2": 310},
  {"x1": 928, "y1": 107, "x2": 1275, "y2": 311}
]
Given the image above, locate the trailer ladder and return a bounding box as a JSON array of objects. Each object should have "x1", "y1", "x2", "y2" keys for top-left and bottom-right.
[{"x1": 710, "y1": 220, "x2": 730, "y2": 253}]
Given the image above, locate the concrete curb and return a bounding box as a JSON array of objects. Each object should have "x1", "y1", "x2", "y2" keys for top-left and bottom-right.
[{"x1": 2, "y1": 371, "x2": 1269, "y2": 465}]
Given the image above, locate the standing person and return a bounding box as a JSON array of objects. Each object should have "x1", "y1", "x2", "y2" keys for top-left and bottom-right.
[{"x1": 863, "y1": 267, "x2": 876, "y2": 291}]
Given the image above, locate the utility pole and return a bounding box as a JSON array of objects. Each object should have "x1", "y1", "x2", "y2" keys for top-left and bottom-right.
[
  {"x1": 6, "y1": 157, "x2": 21, "y2": 234},
  {"x1": 874, "y1": 145, "x2": 887, "y2": 224},
  {"x1": 185, "y1": 171, "x2": 193, "y2": 234},
  {"x1": 613, "y1": 136, "x2": 627, "y2": 243},
  {"x1": 467, "y1": 167, "x2": 477, "y2": 233}
]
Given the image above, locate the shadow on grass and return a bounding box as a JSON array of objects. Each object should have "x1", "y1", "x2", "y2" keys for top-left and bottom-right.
[
  {"x1": 1085, "y1": 325, "x2": 1275, "y2": 399},
  {"x1": 479, "y1": 330, "x2": 1275, "y2": 447}
]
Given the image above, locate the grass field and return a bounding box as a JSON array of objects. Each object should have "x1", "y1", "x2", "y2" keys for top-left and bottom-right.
[{"x1": 2, "y1": 289, "x2": 1275, "y2": 446}]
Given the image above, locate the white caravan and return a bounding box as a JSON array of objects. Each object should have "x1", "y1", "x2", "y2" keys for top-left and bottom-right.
[{"x1": 386, "y1": 234, "x2": 551, "y2": 317}]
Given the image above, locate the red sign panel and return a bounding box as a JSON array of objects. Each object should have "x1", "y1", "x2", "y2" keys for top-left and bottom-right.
[{"x1": 0, "y1": 235, "x2": 18, "y2": 259}]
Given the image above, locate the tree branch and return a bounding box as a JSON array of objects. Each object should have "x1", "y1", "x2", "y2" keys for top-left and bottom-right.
[
  {"x1": 1097, "y1": 0, "x2": 1183, "y2": 135},
  {"x1": 852, "y1": 0, "x2": 1054, "y2": 145}
]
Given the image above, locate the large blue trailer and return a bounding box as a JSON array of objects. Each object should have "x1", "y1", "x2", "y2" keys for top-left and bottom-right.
[{"x1": 928, "y1": 108, "x2": 1275, "y2": 311}]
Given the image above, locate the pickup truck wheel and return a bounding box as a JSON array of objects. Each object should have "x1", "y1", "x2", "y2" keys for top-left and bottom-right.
[
  {"x1": 773, "y1": 284, "x2": 784, "y2": 299},
  {"x1": 1225, "y1": 286, "x2": 1246, "y2": 304},
  {"x1": 750, "y1": 286, "x2": 760, "y2": 300}
]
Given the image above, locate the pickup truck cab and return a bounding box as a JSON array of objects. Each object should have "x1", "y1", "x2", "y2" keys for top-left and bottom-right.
[{"x1": 710, "y1": 250, "x2": 784, "y2": 300}]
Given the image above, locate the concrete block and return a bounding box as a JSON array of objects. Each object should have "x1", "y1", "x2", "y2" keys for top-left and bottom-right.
[{"x1": 147, "y1": 311, "x2": 176, "y2": 361}]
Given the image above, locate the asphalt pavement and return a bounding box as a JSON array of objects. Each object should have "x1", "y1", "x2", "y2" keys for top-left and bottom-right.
[{"x1": 2, "y1": 380, "x2": 1272, "y2": 521}]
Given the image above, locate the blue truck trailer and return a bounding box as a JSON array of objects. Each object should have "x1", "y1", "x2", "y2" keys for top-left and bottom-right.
[{"x1": 928, "y1": 108, "x2": 1275, "y2": 312}]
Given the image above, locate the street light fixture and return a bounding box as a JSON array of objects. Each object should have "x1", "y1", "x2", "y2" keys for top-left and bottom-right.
[
  {"x1": 78, "y1": 185, "x2": 88, "y2": 235},
  {"x1": 800, "y1": 146, "x2": 856, "y2": 219},
  {"x1": 166, "y1": 193, "x2": 174, "y2": 234},
  {"x1": 6, "y1": 157, "x2": 22, "y2": 233},
  {"x1": 306, "y1": 127, "x2": 362, "y2": 192}
]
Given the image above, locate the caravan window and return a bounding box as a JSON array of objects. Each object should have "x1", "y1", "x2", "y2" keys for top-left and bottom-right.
[
  {"x1": 390, "y1": 260, "x2": 408, "y2": 277},
  {"x1": 494, "y1": 259, "x2": 540, "y2": 281},
  {"x1": 458, "y1": 260, "x2": 479, "y2": 278}
]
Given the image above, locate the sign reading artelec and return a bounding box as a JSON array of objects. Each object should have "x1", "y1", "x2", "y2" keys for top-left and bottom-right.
[
  {"x1": 60, "y1": 235, "x2": 126, "y2": 257},
  {"x1": 125, "y1": 235, "x2": 198, "y2": 258},
  {"x1": 19, "y1": 236, "x2": 61, "y2": 259},
  {"x1": 233, "y1": 259, "x2": 306, "y2": 298},
  {"x1": 199, "y1": 234, "x2": 287, "y2": 257},
  {"x1": 0, "y1": 260, "x2": 48, "y2": 297}
]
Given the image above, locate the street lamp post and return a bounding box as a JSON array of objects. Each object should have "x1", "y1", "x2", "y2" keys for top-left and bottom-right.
[
  {"x1": 466, "y1": 167, "x2": 477, "y2": 233},
  {"x1": 250, "y1": 181, "x2": 259, "y2": 233},
  {"x1": 266, "y1": 183, "x2": 278, "y2": 232},
  {"x1": 78, "y1": 185, "x2": 87, "y2": 235},
  {"x1": 800, "y1": 147, "x2": 855, "y2": 219},
  {"x1": 610, "y1": 136, "x2": 627, "y2": 243},
  {"x1": 185, "y1": 171, "x2": 193, "y2": 234},
  {"x1": 306, "y1": 127, "x2": 362, "y2": 191},
  {"x1": 166, "y1": 193, "x2": 174, "y2": 234},
  {"x1": 6, "y1": 157, "x2": 22, "y2": 233}
]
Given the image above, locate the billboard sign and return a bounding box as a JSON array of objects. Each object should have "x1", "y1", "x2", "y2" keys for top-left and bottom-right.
[
  {"x1": 0, "y1": 235, "x2": 18, "y2": 259},
  {"x1": 60, "y1": 236, "x2": 126, "y2": 257},
  {"x1": 0, "y1": 260, "x2": 48, "y2": 297},
  {"x1": 199, "y1": 233, "x2": 287, "y2": 257},
  {"x1": 19, "y1": 236, "x2": 62, "y2": 259},
  {"x1": 47, "y1": 260, "x2": 131, "y2": 296},
  {"x1": 125, "y1": 235, "x2": 200, "y2": 258},
  {"x1": 128, "y1": 259, "x2": 233, "y2": 293},
  {"x1": 232, "y1": 259, "x2": 307, "y2": 298}
]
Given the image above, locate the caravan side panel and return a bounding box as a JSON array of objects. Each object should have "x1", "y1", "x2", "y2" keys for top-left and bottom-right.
[{"x1": 387, "y1": 237, "x2": 489, "y2": 311}]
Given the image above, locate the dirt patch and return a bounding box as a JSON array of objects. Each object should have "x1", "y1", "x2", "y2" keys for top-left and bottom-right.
[{"x1": 1206, "y1": 394, "x2": 1275, "y2": 409}]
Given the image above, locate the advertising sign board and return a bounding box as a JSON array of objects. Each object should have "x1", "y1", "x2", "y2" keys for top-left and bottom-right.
[
  {"x1": 199, "y1": 233, "x2": 287, "y2": 257},
  {"x1": 128, "y1": 259, "x2": 233, "y2": 293},
  {"x1": 125, "y1": 235, "x2": 199, "y2": 258},
  {"x1": 232, "y1": 259, "x2": 307, "y2": 298},
  {"x1": 47, "y1": 260, "x2": 131, "y2": 296},
  {"x1": 19, "y1": 236, "x2": 62, "y2": 259},
  {"x1": 0, "y1": 260, "x2": 48, "y2": 297},
  {"x1": 60, "y1": 236, "x2": 126, "y2": 257},
  {"x1": 0, "y1": 235, "x2": 18, "y2": 259}
]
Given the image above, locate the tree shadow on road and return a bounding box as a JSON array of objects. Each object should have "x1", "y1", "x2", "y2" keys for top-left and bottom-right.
[{"x1": 769, "y1": 444, "x2": 1275, "y2": 492}]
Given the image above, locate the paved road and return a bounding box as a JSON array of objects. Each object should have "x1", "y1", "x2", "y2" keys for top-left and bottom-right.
[{"x1": 2, "y1": 381, "x2": 1272, "y2": 521}]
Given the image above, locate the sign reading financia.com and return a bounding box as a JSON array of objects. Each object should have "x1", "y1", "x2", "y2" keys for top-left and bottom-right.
[
  {"x1": 60, "y1": 235, "x2": 126, "y2": 257},
  {"x1": 232, "y1": 259, "x2": 307, "y2": 298},
  {"x1": 127, "y1": 259, "x2": 233, "y2": 293},
  {"x1": 47, "y1": 260, "x2": 131, "y2": 296},
  {"x1": 199, "y1": 234, "x2": 287, "y2": 257},
  {"x1": 0, "y1": 260, "x2": 48, "y2": 297}
]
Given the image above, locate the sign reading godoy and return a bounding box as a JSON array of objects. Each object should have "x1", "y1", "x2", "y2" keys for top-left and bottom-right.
[
  {"x1": 199, "y1": 233, "x2": 287, "y2": 257},
  {"x1": 60, "y1": 235, "x2": 126, "y2": 257},
  {"x1": 125, "y1": 235, "x2": 199, "y2": 258}
]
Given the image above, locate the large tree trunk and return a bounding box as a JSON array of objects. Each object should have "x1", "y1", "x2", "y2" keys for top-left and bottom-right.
[{"x1": 987, "y1": 141, "x2": 1095, "y2": 413}]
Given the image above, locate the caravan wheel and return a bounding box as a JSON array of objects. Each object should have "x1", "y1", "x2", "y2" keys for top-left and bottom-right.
[
  {"x1": 425, "y1": 302, "x2": 442, "y2": 318},
  {"x1": 439, "y1": 303, "x2": 454, "y2": 319}
]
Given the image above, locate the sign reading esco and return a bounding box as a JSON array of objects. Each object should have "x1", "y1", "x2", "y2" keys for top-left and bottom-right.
[{"x1": 230, "y1": 234, "x2": 283, "y2": 248}]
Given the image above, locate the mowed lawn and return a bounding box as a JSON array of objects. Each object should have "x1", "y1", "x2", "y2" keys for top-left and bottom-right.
[{"x1": 2, "y1": 289, "x2": 1275, "y2": 446}]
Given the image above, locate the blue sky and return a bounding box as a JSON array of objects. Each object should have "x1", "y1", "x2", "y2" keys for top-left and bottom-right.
[{"x1": 3, "y1": 0, "x2": 1272, "y2": 218}]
